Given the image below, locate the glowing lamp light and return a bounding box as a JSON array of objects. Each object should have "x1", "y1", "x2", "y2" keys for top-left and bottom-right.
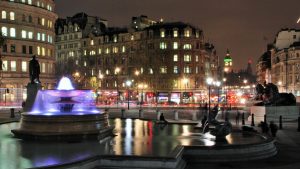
[
  {"x1": 240, "y1": 98, "x2": 246, "y2": 104},
  {"x1": 57, "y1": 77, "x2": 75, "y2": 90}
]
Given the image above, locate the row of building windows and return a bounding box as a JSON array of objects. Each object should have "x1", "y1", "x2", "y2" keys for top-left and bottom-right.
[
  {"x1": 1, "y1": 43, "x2": 52, "y2": 57},
  {"x1": 83, "y1": 42, "x2": 198, "y2": 56},
  {"x1": 1, "y1": 26, "x2": 53, "y2": 43},
  {"x1": 1, "y1": 10, "x2": 53, "y2": 29},
  {"x1": 8, "y1": 0, "x2": 53, "y2": 11},
  {"x1": 57, "y1": 43, "x2": 79, "y2": 50},
  {"x1": 1, "y1": 60, "x2": 52, "y2": 73},
  {"x1": 160, "y1": 29, "x2": 197, "y2": 38},
  {"x1": 83, "y1": 29, "x2": 200, "y2": 46}
]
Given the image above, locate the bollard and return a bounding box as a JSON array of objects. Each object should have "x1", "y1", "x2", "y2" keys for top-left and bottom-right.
[
  {"x1": 10, "y1": 108, "x2": 15, "y2": 118},
  {"x1": 251, "y1": 114, "x2": 255, "y2": 126},
  {"x1": 242, "y1": 112, "x2": 245, "y2": 125},
  {"x1": 297, "y1": 117, "x2": 300, "y2": 132},
  {"x1": 264, "y1": 114, "x2": 267, "y2": 123},
  {"x1": 192, "y1": 112, "x2": 197, "y2": 121},
  {"x1": 121, "y1": 109, "x2": 125, "y2": 119},
  {"x1": 174, "y1": 110, "x2": 178, "y2": 121},
  {"x1": 279, "y1": 115, "x2": 283, "y2": 130},
  {"x1": 156, "y1": 109, "x2": 161, "y2": 121},
  {"x1": 139, "y1": 109, "x2": 144, "y2": 119}
]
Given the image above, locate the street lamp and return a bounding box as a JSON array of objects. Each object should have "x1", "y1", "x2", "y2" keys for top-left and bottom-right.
[
  {"x1": 138, "y1": 83, "x2": 148, "y2": 109},
  {"x1": 215, "y1": 81, "x2": 221, "y2": 106},
  {"x1": 126, "y1": 80, "x2": 132, "y2": 110},
  {"x1": 115, "y1": 67, "x2": 120, "y2": 106},
  {"x1": 223, "y1": 78, "x2": 227, "y2": 106},
  {"x1": 206, "y1": 77, "x2": 213, "y2": 122}
]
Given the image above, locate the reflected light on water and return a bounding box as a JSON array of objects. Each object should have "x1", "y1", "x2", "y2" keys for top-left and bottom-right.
[
  {"x1": 125, "y1": 119, "x2": 132, "y2": 155},
  {"x1": 181, "y1": 125, "x2": 190, "y2": 136}
]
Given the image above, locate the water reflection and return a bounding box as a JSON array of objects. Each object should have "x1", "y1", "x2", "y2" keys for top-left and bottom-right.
[{"x1": 0, "y1": 119, "x2": 265, "y2": 169}]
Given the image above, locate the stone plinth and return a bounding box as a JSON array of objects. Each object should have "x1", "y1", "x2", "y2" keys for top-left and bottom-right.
[
  {"x1": 250, "y1": 106, "x2": 299, "y2": 123},
  {"x1": 24, "y1": 83, "x2": 42, "y2": 112}
]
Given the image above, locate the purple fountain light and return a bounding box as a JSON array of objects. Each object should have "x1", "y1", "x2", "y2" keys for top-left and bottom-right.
[{"x1": 29, "y1": 77, "x2": 101, "y2": 115}]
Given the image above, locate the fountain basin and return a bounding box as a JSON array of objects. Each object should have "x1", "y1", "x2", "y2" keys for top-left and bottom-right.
[{"x1": 12, "y1": 112, "x2": 114, "y2": 141}]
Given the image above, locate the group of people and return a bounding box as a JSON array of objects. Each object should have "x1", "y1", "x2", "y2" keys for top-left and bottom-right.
[{"x1": 259, "y1": 121, "x2": 278, "y2": 137}]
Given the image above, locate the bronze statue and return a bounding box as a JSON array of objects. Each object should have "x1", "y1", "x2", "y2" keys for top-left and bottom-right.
[
  {"x1": 254, "y1": 82, "x2": 296, "y2": 106},
  {"x1": 29, "y1": 55, "x2": 41, "y2": 84}
]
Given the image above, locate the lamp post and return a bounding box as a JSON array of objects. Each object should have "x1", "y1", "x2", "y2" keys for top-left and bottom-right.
[
  {"x1": 215, "y1": 81, "x2": 221, "y2": 106},
  {"x1": 223, "y1": 78, "x2": 227, "y2": 107},
  {"x1": 138, "y1": 83, "x2": 148, "y2": 109},
  {"x1": 115, "y1": 67, "x2": 120, "y2": 106},
  {"x1": 126, "y1": 80, "x2": 132, "y2": 110},
  {"x1": 182, "y1": 77, "x2": 188, "y2": 103},
  {"x1": 206, "y1": 77, "x2": 213, "y2": 122},
  {"x1": 135, "y1": 70, "x2": 140, "y2": 103}
]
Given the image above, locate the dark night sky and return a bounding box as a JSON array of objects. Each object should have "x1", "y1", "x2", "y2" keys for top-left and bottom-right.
[{"x1": 55, "y1": 0, "x2": 300, "y2": 70}]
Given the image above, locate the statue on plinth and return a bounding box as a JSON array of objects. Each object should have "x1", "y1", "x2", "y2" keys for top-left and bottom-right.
[
  {"x1": 254, "y1": 81, "x2": 296, "y2": 106},
  {"x1": 29, "y1": 55, "x2": 41, "y2": 84}
]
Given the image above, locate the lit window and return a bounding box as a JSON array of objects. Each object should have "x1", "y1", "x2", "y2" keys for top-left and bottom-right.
[
  {"x1": 195, "y1": 55, "x2": 199, "y2": 62},
  {"x1": 21, "y1": 30, "x2": 27, "y2": 38},
  {"x1": 9, "y1": 12, "x2": 15, "y2": 20},
  {"x1": 173, "y1": 66, "x2": 179, "y2": 74},
  {"x1": 1, "y1": 11, "x2": 6, "y2": 19},
  {"x1": 105, "y1": 48, "x2": 110, "y2": 54},
  {"x1": 113, "y1": 36, "x2": 117, "y2": 42},
  {"x1": 41, "y1": 18, "x2": 45, "y2": 26},
  {"x1": 196, "y1": 66, "x2": 199, "y2": 74},
  {"x1": 89, "y1": 50, "x2": 96, "y2": 55},
  {"x1": 2, "y1": 61, "x2": 7, "y2": 71},
  {"x1": 42, "y1": 33, "x2": 45, "y2": 41},
  {"x1": 83, "y1": 50, "x2": 87, "y2": 56},
  {"x1": 149, "y1": 68, "x2": 153, "y2": 74},
  {"x1": 105, "y1": 69, "x2": 109, "y2": 75},
  {"x1": 1, "y1": 27, "x2": 7, "y2": 36},
  {"x1": 196, "y1": 31, "x2": 199, "y2": 38},
  {"x1": 122, "y1": 46, "x2": 126, "y2": 53},
  {"x1": 10, "y1": 28, "x2": 16, "y2": 37},
  {"x1": 37, "y1": 1, "x2": 40, "y2": 7},
  {"x1": 22, "y1": 61, "x2": 27, "y2": 72},
  {"x1": 173, "y1": 42, "x2": 178, "y2": 49},
  {"x1": 173, "y1": 30, "x2": 178, "y2": 37},
  {"x1": 42, "y1": 63, "x2": 46, "y2": 73},
  {"x1": 37, "y1": 46, "x2": 40, "y2": 55},
  {"x1": 113, "y1": 47, "x2": 118, "y2": 53},
  {"x1": 130, "y1": 35, "x2": 134, "y2": 41},
  {"x1": 184, "y1": 66, "x2": 191, "y2": 73},
  {"x1": 184, "y1": 29, "x2": 190, "y2": 37},
  {"x1": 160, "y1": 30, "x2": 165, "y2": 38},
  {"x1": 21, "y1": 0, "x2": 25, "y2": 3},
  {"x1": 98, "y1": 48, "x2": 102, "y2": 54},
  {"x1": 173, "y1": 54, "x2": 178, "y2": 62},
  {"x1": 160, "y1": 42, "x2": 167, "y2": 49},
  {"x1": 90, "y1": 40, "x2": 94, "y2": 45},
  {"x1": 28, "y1": 31, "x2": 33, "y2": 39},
  {"x1": 184, "y1": 55, "x2": 191, "y2": 62},
  {"x1": 160, "y1": 66, "x2": 167, "y2": 74},
  {"x1": 41, "y1": 47, "x2": 45, "y2": 56},
  {"x1": 28, "y1": 0, "x2": 32, "y2": 4},
  {"x1": 37, "y1": 33, "x2": 40, "y2": 40},
  {"x1": 11, "y1": 61, "x2": 16, "y2": 71},
  {"x1": 183, "y1": 44, "x2": 192, "y2": 50}
]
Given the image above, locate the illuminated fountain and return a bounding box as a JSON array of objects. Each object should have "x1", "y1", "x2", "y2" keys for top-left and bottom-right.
[{"x1": 12, "y1": 77, "x2": 114, "y2": 140}]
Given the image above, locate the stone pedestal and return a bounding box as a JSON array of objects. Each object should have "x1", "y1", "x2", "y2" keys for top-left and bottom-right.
[
  {"x1": 250, "y1": 106, "x2": 299, "y2": 123},
  {"x1": 24, "y1": 83, "x2": 42, "y2": 112}
]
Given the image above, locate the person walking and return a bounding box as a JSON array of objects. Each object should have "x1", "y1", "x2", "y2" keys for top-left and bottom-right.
[{"x1": 269, "y1": 121, "x2": 278, "y2": 137}]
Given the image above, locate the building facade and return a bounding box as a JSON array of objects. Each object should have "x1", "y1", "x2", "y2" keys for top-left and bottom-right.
[
  {"x1": 55, "y1": 12, "x2": 107, "y2": 80},
  {"x1": 79, "y1": 22, "x2": 219, "y2": 104},
  {"x1": 0, "y1": 0, "x2": 57, "y2": 105}
]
